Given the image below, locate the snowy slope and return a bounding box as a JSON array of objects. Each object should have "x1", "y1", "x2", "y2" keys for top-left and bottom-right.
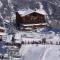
[{"x1": 17, "y1": 45, "x2": 60, "y2": 60}]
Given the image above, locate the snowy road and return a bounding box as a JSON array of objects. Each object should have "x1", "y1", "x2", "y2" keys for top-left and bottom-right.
[
  {"x1": 15, "y1": 45, "x2": 60, "y2": 60},
  {"x1": 20, "y1": 45, "x2": 47, "y2": 60}
]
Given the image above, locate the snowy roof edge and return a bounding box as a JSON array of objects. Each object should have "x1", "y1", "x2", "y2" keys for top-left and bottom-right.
[{"x1": 18, "y1": 9, "x2": 47, "y2": 16}]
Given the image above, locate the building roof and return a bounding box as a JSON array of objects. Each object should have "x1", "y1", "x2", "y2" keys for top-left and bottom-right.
[
  {"x1": 18, "y1": 9, "x2": 47, "y2": 16},
  {"x1": 0, "y1": 32, "x2": 6, "y2": 35},
  {"x1": 0, "y1": 26, "x2": 5, "y2": 30},
  {"x1": 0, "y1": 26, "x2": 5, "y2": 35}
]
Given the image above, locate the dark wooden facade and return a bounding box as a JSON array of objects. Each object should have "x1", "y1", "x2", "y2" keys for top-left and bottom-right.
[
  {"x1": 16, "y1": 12, "x2": 46, "y2": 24},
  {"x1": 0, "y1": 29, "x2": 5, "y2": 32},
  {"x1": 16, "y1": 12, "x2": 47, "y2": 30}
]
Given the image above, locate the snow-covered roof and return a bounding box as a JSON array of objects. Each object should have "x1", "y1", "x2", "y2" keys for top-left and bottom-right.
[
  {"x1": 0, "y1": 32, "x2": 6, "y2": 35},
  {"x1": 18, "y1": 9, "x2": 47, "y2": 16},
  {"x1": 0, "y1": 26, "x2": 5, "y2": 30}
]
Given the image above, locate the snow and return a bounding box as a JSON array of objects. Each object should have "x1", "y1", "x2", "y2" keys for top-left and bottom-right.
[
  {"x1": 14, "y1": 30, "x2": 59, "y2": 44},
  {"x1": 5, "y1": 27, "x2": 60, "y2": 44},
  {"x1": 18, "y1": 8, "x2": 47, "y2": 16},
  {"x1": 0, "y1": 1, "x2": 3, "y2": 8},
  {"x1": 1, "y1": 28, "x2": 60, "y2": 60},
  {"x1": 0, "y1": 13, "x2": 3, "y2": 19},
  {"x1": 6, "y1": 35, "x2": 12, "y2": 43},
  {"x1": 8, "y1": 0, "x2": 12, "y2": 4},
  {"x1": 35, "y1": 9, "x2": 47, "y2": 15},
  {"x1": 0, "y1": 0, "x2": 60, "y2": 60},
  {"x1": 18, "y1": 2, "x2": 47, "y2": 16},
  {"x1": 0, "y1": 32, "x2": 6, "y2": 35},
  {"x1": 42, "y1": 45, "x2": 60, "y2": 60},
  {"x1": 5, "y1": 45, "x2": 60, "y2": 60},
  {"x1": 3, "y1": 28, "x2": 60, "y2": 60},
  {"x1": 18, "y1": 9, "x2": 34, "y2": 16},
  {"x1": 23, "y1": 23, "x2": 47, "y2": 27},
  {"x1": 0, "y1": 26, "x2": 5, "y2": 30},
  {"x1": 18, "y1": 45, "x2": 60, "y2": 60}
]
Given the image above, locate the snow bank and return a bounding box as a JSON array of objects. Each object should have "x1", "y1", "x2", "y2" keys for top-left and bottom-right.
[{"x1": 19, "y1": 45, "x2": 60, "y2": 60}]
